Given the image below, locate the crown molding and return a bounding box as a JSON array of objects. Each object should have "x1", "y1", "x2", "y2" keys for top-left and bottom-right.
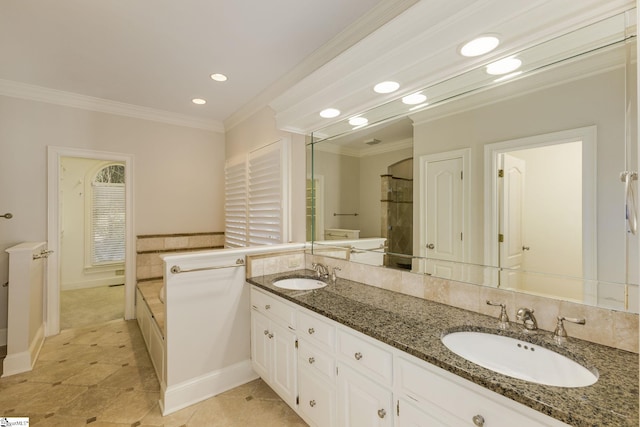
[
  {"x1": 0, "y1": 79, "x2": 225, "y2": 133},
  {"x1": 223, "y1": 0, "x2": 419, "y2": 132}
]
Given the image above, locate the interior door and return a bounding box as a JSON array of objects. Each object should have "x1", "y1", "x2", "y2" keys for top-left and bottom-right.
[
  {"x1": 425, "y1": 157, "x2": 463, "y2": 278},
  {"x1": 499, "y1": 153, "x2": 526, "y2": 289}
]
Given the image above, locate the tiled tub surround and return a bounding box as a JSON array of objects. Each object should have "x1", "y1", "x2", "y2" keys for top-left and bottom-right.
[
  {"x1": 136, "y1": 232, "x2": 225, "y2": 282},
  {"x1": 247, "y1": 270, "x2": 639, "y2": 427}
]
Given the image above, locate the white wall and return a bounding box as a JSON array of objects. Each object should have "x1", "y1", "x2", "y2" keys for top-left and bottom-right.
[
  {"x1": 225, "y1": 106, "x2": 307, "y2": 243},
  {"x1": 0, "y1": 95, "x2": 225, "y2": 331}
]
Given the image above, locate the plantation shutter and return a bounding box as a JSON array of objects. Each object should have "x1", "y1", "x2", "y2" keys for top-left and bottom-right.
[
  {"x1": 91, "y1": 183, "x2": 125, "y2": 264},
  {"x1": 224, "y1": 157, "x2": 249, "y2": 248},
  {"x1": 224, "y1": 139, "x2": 289, "y2": 247}
]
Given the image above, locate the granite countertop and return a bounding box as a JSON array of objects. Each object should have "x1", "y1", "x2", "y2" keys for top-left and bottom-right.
[{"x1": 247, "y1": 270, "x2": 639, "y2": 427}]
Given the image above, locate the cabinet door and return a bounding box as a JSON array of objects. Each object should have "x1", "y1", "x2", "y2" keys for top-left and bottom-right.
[
  {"x1": 298, "y1": 368, "x2": 336, "y2": 427},
  {"x1": 338, "y1": 364, "x2": 392, "y2": 427},
  {"x1": 250, "y1": 310, "x2": 270, "y2": 380},
  {"x1": 270, "y1": 321, "x2": 297, "y2": 407},
  {"x1": 395, "y1": 398, "x2": 456, "y2": 427}
]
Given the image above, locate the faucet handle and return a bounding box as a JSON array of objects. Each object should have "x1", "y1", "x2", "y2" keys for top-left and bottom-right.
[
  {"x1": 486, "y1": 300, "x2": 509, "y2": 328},
  {"x1": 331, "y1": 266, "x2": 341, "y2": 283},
  {"x1": 553, "y1": 316, "x2": 586, "y2": 343}
]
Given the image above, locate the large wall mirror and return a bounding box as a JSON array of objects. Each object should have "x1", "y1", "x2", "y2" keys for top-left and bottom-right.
[{"x1": 307, "y1": 11, "x2": 639, "y2": 313}]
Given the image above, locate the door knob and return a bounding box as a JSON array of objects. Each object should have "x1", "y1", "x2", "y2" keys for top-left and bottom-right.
[
  {"x1": 378, "y1": 408, "x2": 386, "y2": 418},
  {"x1": 426, "y1": 243, "x2": 435, "y2": 249}
]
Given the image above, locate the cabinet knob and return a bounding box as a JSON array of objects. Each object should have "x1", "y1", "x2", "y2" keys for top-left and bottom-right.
[
  {"x1": 354, "y1": 352, "x2": 363, "y2": 360},
  {"x1": 308, "y1": 357, "x2": 315, "y2": 364},
  {"x1": 378, "y1": 408, "x2": 386, "y2": 419},
  {"x1": 309, "y1": 400, "x2": 316, "y2": 407},
  {"x1": 263, "y1": 330, "x2": 269, "y2": 335},
  {"x1": 268, "y1": 333, "x2": 274, "y2": 339},
  {"x1": 265, "y1": 304, "x2": 271, "y2": 310},
  {"x1": 472, "y1": 414, "x2": 485, "y2": 426},
  {"x1": 308, "y1": 327, "x2": 315, "y2": 335}
]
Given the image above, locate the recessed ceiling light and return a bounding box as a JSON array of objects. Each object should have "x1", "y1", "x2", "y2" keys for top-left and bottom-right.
[
  {"x1": 402, "y1": 92, "x2": 427, "y2": 105},
  {"x1": 210, "y1": 73, "x2": 228, "y2": 82},
  {"x1": 320, "y1": 108, "x2": 340, "y2": 118},
  {"x1": 374, "y1": 81, "x2": 400, "y2": 94},
  {"x1": 349, "y1": 116, "x2": 369, "y2": 126},
  {"x1": 460, "y1": 36, "x2": 500, "y2": 57},
  {"x1": 486, "y1": 57, "x2": 522, "y2": 75},
  {"x1": 192, "y1": 98, "x2": 207, "y2": 105}
]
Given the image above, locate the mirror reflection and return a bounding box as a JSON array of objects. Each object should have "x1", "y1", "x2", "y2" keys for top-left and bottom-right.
[{"x1": 307, "y1": 12, "x2": 638, "y2": 313}]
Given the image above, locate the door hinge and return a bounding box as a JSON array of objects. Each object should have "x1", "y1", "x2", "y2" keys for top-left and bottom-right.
[
  {"x1": 460, "y1": 170, "x2": 463, "y2": 180},
  {"x1": 498, "y1": 169, "x2": 504, "y2": 178},
  {"x1": 397, "y1": 400, "x2": 400, "y2": 416},
  {"x1": 460, "y1": 232, "x2": 463, "y2": 241},
  {"x1": 295, "y1": 339, "x2": 298, "y2": 349},
  {"x1": 296, "y1": 396, "x2": 299, "y2": 405},
  {"x1": 336, "y1": 366, "x2": 339, "y2": 376},
  {"x1": 498, "y1": 233, "x2": 504, "y2": 243}
]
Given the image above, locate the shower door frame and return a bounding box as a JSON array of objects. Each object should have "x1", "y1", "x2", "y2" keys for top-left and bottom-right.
[{"x1": 47, "y1": 146, "x2": 136, "y2": 336}]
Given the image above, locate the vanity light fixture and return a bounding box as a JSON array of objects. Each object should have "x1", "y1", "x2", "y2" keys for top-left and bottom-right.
[
  {"x1": 486, "y1": 57, "x2": 522, "y2": 75},
  {"x1": 192, "y1": 98, "x2": 207, "y2": 105},
  {"x1": 210, "y1": 73, "x2": 228, "y2": 82},
  {"x1": 320, "y1": 108, "x2": 341, "y2": 118},
  {"x1": 459, "y1": 35, "x2": 500, "y2": 57},
  {"x1": 402, "y1": 92, "x2": 427, "y2": 105},
  {"x1": 348, "y1": 116, "x2": 369, "y2": 127},
  {"x1": 374, "y1": 81, "x2": 400, "y2": 94}
]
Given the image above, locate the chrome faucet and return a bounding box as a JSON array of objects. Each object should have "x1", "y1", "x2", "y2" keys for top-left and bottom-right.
[
  {"x1": 486, "y1": 300, "x2": 509, "y2": 329},
  {"x1": 553, "y1": 316, "x2": 585, "y2": 344},
  {"x1": 311, "y1": 262, "x2": 329, "y2": 279},
  {"x1": 516, "y1": 307, "x2": 538, "y2": 332}
]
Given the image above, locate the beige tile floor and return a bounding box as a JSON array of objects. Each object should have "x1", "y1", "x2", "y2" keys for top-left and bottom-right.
[
  {"x1": 0, "y1": 319, "x2": 307, "y2": 426},
  {"x1": 60, "y1": 285, "x2": 125, "y2": 330}
]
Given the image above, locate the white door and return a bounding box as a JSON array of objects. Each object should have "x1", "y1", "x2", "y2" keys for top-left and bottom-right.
[
  {"x1": 500, "y1": 153, "x2": 526, "y2": 289},
  {"x1": 270, "y1": 322, "x2": 298, "y2": 407},
  {"x1": 424, "y1": 157, "x2": 463, "y2": 277},
  {"x1": 250, "y1": 310, "x2": 270, "y2": 379}
]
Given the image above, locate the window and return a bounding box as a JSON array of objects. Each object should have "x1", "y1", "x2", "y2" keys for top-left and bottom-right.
[
  {"x1": 91, "y1": 164, "x2": 125, "y2": 265},
  {"x1": 224, "y1": 139, "x2": 290, "y2": 247}
]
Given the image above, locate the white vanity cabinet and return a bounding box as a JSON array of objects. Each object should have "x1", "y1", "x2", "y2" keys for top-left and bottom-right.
[
  {"x1": 297, "y1": 310, "x2": 337, "y2": 427},
  {"x1": 394, "y1": 355, "x2": 570, "y2": 427},
  {"x1": 249, "y1": 285, "x2": 571, "y2": 427},
  {"x1": 336, "y1": 328, "x2": 394, "y2": 427},
  {"x1": 250, "y1": 288, "x2": 298, "y2": 408}
]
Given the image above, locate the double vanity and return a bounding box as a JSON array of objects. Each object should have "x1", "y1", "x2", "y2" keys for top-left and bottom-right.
[{"x1": 247, "y1": 270, "x2": 638, "y2": 427}]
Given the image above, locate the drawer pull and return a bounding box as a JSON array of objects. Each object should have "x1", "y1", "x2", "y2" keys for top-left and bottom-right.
[
  {"x1": 308, "y1": 357, "x2": 315, "y2": 364},
  {"x1": 268, "y1": 333, "x2": 274, "y2": 339},
  {"x1": 308, "y1": 327, "x2": 315, "y2": 335},
  {"x1": 354, "y1": 352, "x2": 363, "y2": 360},
  {"x1": 472, "y1": 414, "x2": 485, "y2": 426},
  {"x1": 309, "y1": 400, "x2": 316, "y2": 407},
  {"x1": 265, "y1": 304, "x2": 271, "y2": 310},
  {"x1": 377, "y1": 409, "x2": 386, "y2": 419}
]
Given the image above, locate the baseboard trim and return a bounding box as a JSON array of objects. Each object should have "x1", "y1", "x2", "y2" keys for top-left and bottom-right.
[
  {"x1": 162, "y1": 359, "x2": 258, "y2": 415},
  {"x1": 1, "y1": 322, "x2": 44, "y2": 377}
]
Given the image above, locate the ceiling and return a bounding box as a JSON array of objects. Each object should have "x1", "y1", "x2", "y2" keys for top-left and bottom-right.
[{"x1": 0, "y1": 0, "x2": 410, "y2": 130}]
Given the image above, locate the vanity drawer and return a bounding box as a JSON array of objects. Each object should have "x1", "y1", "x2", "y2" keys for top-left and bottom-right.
[
  {"x1": 337, "y1": 328, "x2": 392, "y2": 386},
  {"x1": 298, "y1": 338, "x2": 335, "y2": 383},
  {"x1": 251, "y1": 288, "x2": 296, "y2": 329},
  {"x1": 298, "y1": 309, "x2": 336, "y2": 350},
  {"x1": 395, "y1": 356, "x2": 568, "y2": 427}
]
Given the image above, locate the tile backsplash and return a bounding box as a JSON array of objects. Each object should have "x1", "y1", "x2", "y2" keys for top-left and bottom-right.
[{"x1": 244, "y1": 251, "x2": 638, "y2": 354}]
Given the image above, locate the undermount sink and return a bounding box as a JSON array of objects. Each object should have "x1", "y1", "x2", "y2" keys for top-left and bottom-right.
[
  {"x1": 273, "y1": 277, "x2": 327, "y2": 290},
  {"x1": 441, "y1": 331, "x2": 598, "y2": 387}
]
